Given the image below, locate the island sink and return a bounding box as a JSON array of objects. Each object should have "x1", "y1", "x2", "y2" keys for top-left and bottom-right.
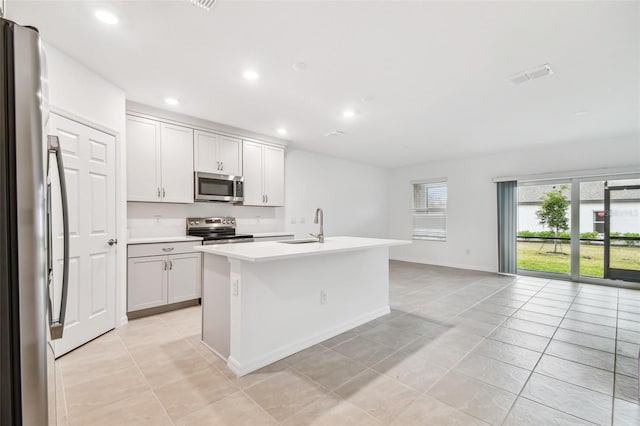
[{"x1": 277, "y1": 239, "x2": 319, "y2": 244}]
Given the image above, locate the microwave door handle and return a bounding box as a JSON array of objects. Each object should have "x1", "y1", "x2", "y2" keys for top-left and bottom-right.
[{"x1": 47, "y1": 135, "x2": 70, "y2": 340}]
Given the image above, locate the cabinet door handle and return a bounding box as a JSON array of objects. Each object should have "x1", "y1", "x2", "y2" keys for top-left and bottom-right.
[
  {"x1": 265, "y1": 194, "x2": 268, "y2": 204},
  {"x1": 169, "y1": 260, "x2": 173, "y2": 270},
  {"x1": 162, "y1": 247, "x2": 174, "y2": 252},
  {"x1": 157, "y1": 187, "x2": 161, "y2": 199},
  {"x1": 162, "y1": 188, "x2": 166, "y2": 198},
  {"x1": 163, "y1": 260, "x2": 167, "y2": 271},
  {"x1": 221, "y1": 161, "x2": 224, "y2": 170}
]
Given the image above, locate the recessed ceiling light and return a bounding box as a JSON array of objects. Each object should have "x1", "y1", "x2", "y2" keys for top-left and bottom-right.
[
  {"x1": 164, "y1": 97, "x2": 179, "y2": 106},
  {"x1": 292, "y1": 62, "x2": 308, "y2": 72},
  {"x1": 508, "y1": 63, "x2": 553, "y2": 85},
  {"x1": 573, "y1": 110, "x2": 589, "y2": 116},
  {"x1": 361, "y1": 96, "x2": 375, "y2": 103},
  {"x1": 243, "y1": 70, "x2": 260, "y2": 80},
  {"x1": 325, "y1": 130, "x2": 346, "y2": 137},
  {"x1": 277, "y1": 128, "x2": 287, "y2": 135},
  {"x1": 342, "y1": 110, "x2": 355, "y2": 118},
  {"x1": 95, "y1": 10, "x2": 119, "y2": 25}
]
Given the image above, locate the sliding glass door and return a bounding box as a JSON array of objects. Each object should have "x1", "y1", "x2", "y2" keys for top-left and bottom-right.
[
  {"x1": 517, "y1": 181, "x2": 572, "y2": 277},
  {"x1": 604, "y1": 179, "x2": 640, "y2": 282},
  {"x1": 516, "y1": 174, "x2": 640, "y2": 284}
]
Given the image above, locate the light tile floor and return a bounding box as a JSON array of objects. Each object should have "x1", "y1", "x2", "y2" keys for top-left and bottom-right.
[{"x1": 55, "y1": 261, "x2": 640, "y2": 425}]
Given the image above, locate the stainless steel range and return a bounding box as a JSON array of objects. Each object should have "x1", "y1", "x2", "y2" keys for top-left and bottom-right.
[{"x1": 187, "y1": 217, "x2": 253, "y2": 245}]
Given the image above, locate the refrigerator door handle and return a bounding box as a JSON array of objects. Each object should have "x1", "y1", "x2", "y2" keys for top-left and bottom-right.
[{"x1": 47, "y1": 135, "x2": 70, "y2": 340}]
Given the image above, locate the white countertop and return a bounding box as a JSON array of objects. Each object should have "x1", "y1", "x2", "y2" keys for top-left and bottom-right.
[
  {"x1": 127, "y1": 236, "x2": 203, "y2": 245},
  {"x1": 194, "y1": 236, "x2": 410, "y2": 262},
  {"x1": 252, "y1": 232, "x2": 295, "y2": 238}
]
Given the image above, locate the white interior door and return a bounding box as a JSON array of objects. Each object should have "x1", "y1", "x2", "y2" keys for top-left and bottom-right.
[{"x1": 49, "y1": 113, "x2": 117, "y2": 357}]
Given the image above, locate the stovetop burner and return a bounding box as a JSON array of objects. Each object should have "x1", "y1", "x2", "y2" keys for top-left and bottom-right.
[{"x1": 186, "y1": 217, "x2": 253, "y2": 245}]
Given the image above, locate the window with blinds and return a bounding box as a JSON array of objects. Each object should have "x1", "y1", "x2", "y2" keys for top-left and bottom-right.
[{"x1": 412, "y1": 180, "x2": 447, "y2": 241}]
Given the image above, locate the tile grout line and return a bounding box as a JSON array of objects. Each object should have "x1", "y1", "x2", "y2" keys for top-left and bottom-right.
[
  {"x1": 116, "y1": 328, "x2": 177, "y2": 426},
  {"x1": 401, "y1": 276, "x2": 541, "y2": 426},
  {"x1": 499, "y1": 278, "x2": 584, "y2": 425}
]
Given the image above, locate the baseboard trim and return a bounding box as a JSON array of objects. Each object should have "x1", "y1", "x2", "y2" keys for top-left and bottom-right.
[
  {"x1": 389, "y1": 257, "x2": 497, "y2": 273},
  {"x1": 127, "y1": 298, "x2": 200, "y2": 320},
  {"x1": 227, "y1": 305, "x2": 390, "y2": 377}
]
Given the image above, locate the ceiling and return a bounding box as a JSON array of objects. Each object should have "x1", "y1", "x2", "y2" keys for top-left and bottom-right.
[{"x1": 7, "y1": 0, "x2": 640, "y2": 168}]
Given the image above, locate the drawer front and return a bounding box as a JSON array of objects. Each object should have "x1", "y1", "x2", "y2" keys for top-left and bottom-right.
[{"x1": 128, "y1": 241, "x2": 202, "y2": 258}]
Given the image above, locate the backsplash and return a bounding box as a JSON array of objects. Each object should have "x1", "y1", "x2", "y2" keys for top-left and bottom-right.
[{"x1": 127, "y1": 202, "x2": 285, "y2": 238}]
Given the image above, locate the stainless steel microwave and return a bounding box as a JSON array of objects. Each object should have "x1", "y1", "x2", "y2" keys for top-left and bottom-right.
[{"x1": 194, "y1": 172, "x2": 244, "y2": 203}]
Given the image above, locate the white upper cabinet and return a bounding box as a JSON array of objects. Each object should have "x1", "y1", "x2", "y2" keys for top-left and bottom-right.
[
  {"x1": 194, "y1": 130, "x2": 218, "y2": 174},
  {"x1": 160, "y1": 123, "x2": 194, "y2": 203},
  {"x1": 126, "y1": 116, "x2": 161, "y2": 202},
  {"x1": 242, "y1": 141, "x2": 285, "y2": 206},
  {"x1": 194, "y1": 130, "x2": 242, "y2": 176},
  {"x1": 218, "y1": 136, "x2": 242, "y2": 176},
  {"x1": 126, "y1": 115, "x2": 194, "y2": 203},
  {"x1": 242, "y1": 141, "x2": 264, "y2": 205},
  {"x1": 263, "y1": 145, "x2": 285, "y2": 206}
]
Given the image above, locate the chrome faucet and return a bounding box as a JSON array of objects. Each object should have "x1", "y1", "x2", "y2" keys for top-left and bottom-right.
[{"x1": 310, "y1": 208, "x2": 324, "y2": 243}]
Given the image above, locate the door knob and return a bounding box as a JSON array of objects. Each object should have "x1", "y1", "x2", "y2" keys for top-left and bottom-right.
[{"x1": 107, "y1": 239, "x2": 118, "y2": 246}]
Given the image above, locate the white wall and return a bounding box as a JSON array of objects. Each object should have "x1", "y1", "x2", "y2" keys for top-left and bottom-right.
[
  {"x1": 284, "y1": 149, "x2": 389, "y2": 239},
  {"x1": 388, "y1": 136, "x2": 640, "y2": 272},
  {"x1": 44, "y1": 44, "x2": 128, "y2": 326}
]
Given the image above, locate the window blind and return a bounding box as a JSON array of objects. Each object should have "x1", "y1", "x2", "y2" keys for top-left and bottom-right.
[
  {"x1": 497, "y1": 181, "x2": 517, "y2": 274},
  {"x1": 412, "y1": 181, "x2": 447, "y2": 240}
]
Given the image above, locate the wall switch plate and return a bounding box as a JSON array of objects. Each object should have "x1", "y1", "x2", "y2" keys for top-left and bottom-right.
[
  {"x1": 232, "y1": 279, "x2": 239, "y2": 296},
  {"x1": 320, "y1": 289, "x2": 327, "y2": 304}
]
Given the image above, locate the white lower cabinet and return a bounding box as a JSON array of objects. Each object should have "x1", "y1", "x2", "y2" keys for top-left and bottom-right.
[
  {"x1": 167, "y1": 253, "x2": 202, "y2": 304},
  {"x1": 127, "y1": 256, "x2": 168, "y2": 312},
  {"x1": 127, "y1": 243, "x2": 202, "y2": 313}
]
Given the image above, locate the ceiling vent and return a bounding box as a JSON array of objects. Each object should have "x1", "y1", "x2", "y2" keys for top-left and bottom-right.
[
  {"x1": 191, "y1": 0, "x2": 216, "y2": 11},
  {"x1": 508, "y1": 63, "x2": 553, "y2": 85},
  {"x1": 324, "y1": 130, "x2": 346, "y2": 137}
]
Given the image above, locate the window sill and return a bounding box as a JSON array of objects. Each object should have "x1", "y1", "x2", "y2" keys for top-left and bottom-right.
[{"x1": 412, "y1": 237, "x2": 446, "y2": 242}]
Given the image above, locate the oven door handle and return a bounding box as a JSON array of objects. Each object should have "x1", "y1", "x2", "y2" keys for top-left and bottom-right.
[{"x1": 47, "y1": 135, "x2": 70, "y2": 340}]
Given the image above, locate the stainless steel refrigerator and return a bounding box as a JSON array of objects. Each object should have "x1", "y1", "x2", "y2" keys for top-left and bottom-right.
[{"x1": 0, "y1": 17, "x2": 69, "y2": 425}]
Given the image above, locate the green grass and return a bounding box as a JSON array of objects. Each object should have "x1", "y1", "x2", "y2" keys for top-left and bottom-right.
[{"x1": 517, "y1": 241, "x2": 640, "y2": 277}]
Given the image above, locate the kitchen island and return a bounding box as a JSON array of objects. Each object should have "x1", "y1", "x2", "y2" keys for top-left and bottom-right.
[{"x1": 194, "y1": 236, "x2": 409, "y2": 376}]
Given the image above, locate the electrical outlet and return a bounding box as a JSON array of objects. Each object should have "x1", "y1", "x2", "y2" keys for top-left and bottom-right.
[
  {"x1": 465, "y1": 249, "x2": 471, "y2": 255},
  {"x1": 290, "y1": 217, "x2": 297, "y2": 224},
  {"x1": 300, "y1": 217, "x2": 306, "y2": 224},
  {"x1": 232, "y1": 279, "x2": 239, "y2": 296},
  {"x1": 320, "y1": 289, "x2": 327, "y2": 304}
]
